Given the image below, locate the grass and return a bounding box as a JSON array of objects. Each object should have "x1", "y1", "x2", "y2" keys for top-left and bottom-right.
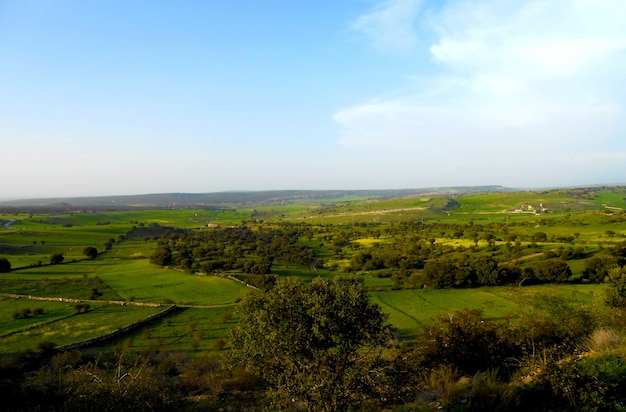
[
  {"x1": 1, "y1": 258, "x2": 251, "y2": 305},
  {"x1": 92, "y1": 306, "x2": 238, "y2": 355},
  {"x1": 0, "y1": 297, "x2": 164, "y2": 354},
  {"x1": 1, "y1": 188, "x2": 624, "y2": 354},
  {"x1": 371, "y1": 283, "x2": 601, "y2": 339}
]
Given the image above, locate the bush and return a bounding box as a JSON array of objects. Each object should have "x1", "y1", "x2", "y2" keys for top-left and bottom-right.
[
  {"x1": 0, "y1": 257, "x2": 11, "y2": 272},
  {"x1": 602, "y1": 267, "x2": 626, "y2": 308},
  {"x1": 49, "y1": 253, "x2": 64, "y2": 264},
  {"x1": 37, "y1": 341, "x2": 57, "y2": 353},
  {"x1": 417, "y1": 308, "x2": 519, "y2": 378},
  {"x1": 531, "y1": 354, "x2": 626, "y2": 411},
  {"x1": 82, "y1": 246, "x2": 98, "y2": 259}
]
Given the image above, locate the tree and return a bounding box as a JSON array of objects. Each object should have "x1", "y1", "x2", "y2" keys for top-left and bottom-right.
[
  {"x1": 82, "y1": 247, "x2": 98, "y2": 259},
  {"x1": 0, "y1": 257, "x2": 11, "y2": 273},
  {"x1": 531, "y1": 259, "x2": 572, "y2": 283},
  {"x1": 229, "y1": 276, "x2": 397, "y2": 411},
  {"x1": 150, "y1": 246, "x2": 172, "y2": 266},
  {"x1": 49, "y1": 253, "x2": 64, "y2": 264},
  {"x1": 602, "y1": 267, "x2": 626, "y2": 308}
]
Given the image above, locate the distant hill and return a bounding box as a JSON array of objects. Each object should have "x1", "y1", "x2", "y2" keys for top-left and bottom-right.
[{"x1": 0, "y1": 186, "x2": 513, "y2": 211}]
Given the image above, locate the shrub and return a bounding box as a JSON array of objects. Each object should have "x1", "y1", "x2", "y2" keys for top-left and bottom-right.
[
  {"x1": 37, "y1": 341, "x2": 57, "y2": 353},
  {"x1": 531, "y1": 354, "x2": 626, "y2": 411},
  {"x1": 417, "y1": 308, "x2": 519, "y2": 378},
  {"x1": 602, "y1": 267, "x2": 626, "y2": 308},
  {"x1": 49, "y1": 253, "x2": 64, "y2": 264},
  {"x1": 0, "y1": 257, "x2": 11, "y2": 272},
  {"x1": 73, "y1": 303, "x2": 90, "y2": 314},
  {"x1": 82, "y1": 246, "x2": 98, "y2": 259}
]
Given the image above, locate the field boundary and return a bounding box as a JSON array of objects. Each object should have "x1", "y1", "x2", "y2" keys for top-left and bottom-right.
[{"x1": 0, "y1": 293, "x2": 163, "y2": 307}]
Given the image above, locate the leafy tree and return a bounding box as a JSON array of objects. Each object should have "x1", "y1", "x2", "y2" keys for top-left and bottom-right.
[
  {"x1": 82, "y1": 247, "x2": 98, "y2": 259},
  {"x1": 602, "y1": 267, "x2": 626, "y2": 308},
  {"x1": 424, "y1": 259, "x2": 458, "y2": 288},
  {"x1": 0, "y1": 257, "x2": 11, "y2": 272},
  {"x1": 531, "y1": 259, "x2": 572, "y2": 283},
  {"x1": 229, "y1": 276, "x2": 397, "y2": 411},
  {"x1": 583, "y1": 255, "x2": 617, "y2": 282},
  {"x1": 150, "y1": 246, "x2": 172, "y2": 266},
  {"x1": 49, "y1": 253, "x2": 64, "y2": 264}
]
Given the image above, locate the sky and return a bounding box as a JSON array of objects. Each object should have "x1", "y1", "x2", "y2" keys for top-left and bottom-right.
[{"x1": 2, "y1": 0, "x2": 626, "y2": 199}]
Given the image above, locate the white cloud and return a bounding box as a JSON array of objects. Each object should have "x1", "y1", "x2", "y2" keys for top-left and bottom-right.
[
  {"x1": 336, "y1": 0, "x2": 626, "y2": 185},
  {"x1": 352, "y1": 0, "x2": 422, "y2": 51}
]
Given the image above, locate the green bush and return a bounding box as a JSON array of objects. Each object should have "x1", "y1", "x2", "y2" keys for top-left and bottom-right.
[{"x1": 531, "y1": 354, "x2": 626, "y2": 411}]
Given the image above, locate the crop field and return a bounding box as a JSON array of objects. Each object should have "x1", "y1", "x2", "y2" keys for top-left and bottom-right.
[{"x1": 1, "y1": 186, "x2": 625, "y2": 356}]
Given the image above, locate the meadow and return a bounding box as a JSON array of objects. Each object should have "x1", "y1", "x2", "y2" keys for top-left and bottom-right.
[{"x1": 0, "y1": 186, "x2": 625, "y2": 356}]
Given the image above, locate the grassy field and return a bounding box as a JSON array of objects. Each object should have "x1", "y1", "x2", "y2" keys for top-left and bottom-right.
[
  {"x1": 1, "y1": 187, "x2": 625, "y2": 355},
  {"x1": 90, "y1": 306, "x2": 238, "y2": 355},
  {"x1": 0, "y1": 297, "x2": 164, "y2": 354},
  {"x1": 2, "y1": 259, "x2": 250, "y2": 306},
  {"x1": 371, "y1": 283, "x2": 601, "y2": 339}
]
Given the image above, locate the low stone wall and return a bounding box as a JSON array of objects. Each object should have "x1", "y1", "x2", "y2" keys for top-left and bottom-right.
[{"x1": 0, "y1": 293, "x2": 162, "y2": 307}]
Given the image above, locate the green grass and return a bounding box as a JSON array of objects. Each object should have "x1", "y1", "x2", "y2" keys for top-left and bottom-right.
[
  {"x1": 2, "y1": 258, "x2": 251, "y2": 305},
  {"x1": 97, "y1": 261, "x2": 251, "y2": 305},
  {"x1": 0, "y1": 297, "x2": 164, "y2": 354},
  {"x1": 92, "y1": 306, "x2": 238, "y2": 354},
  {"x1": 1, "y1": 188, "x2": 624, "y2": 355},
  {"x1": 371, "y1": 283, "x2": 601, "y2": 339}
]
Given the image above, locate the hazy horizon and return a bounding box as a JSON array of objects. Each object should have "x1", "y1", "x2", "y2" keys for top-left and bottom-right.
[{"x1": 2, "y1": 1, "x2": 626, "y2": 199}]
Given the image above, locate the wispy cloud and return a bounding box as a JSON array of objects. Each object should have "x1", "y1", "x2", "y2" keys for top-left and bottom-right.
[
  {"x1": 352, "y1": 0, "x2": 422, "y2": 51},
  {"x1": 336, "y1": 0, "x2": 626, "y2": 184}
]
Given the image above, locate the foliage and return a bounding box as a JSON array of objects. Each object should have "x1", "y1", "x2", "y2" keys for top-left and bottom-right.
[
  {"x1": 49, "y1": 253, "x2": 64, "y2": 264},
  {"x1": 529, "y1": 354, "x2": 626, "y2": 411},
  {"x1": 417, "y1": 309, "x2": 519, "y2": 378},
  {"x1": 150, "y1": 246, "x2": 172, "y2": 266},
  {"x1": 82, "y1": 246, "x2": 98, "y2": 259},
  {"x1": 602, "y1": 266, "x2": 626, "y2": 308},
  {"x1": 0, "y1": 257, "x2": 10, "y2": 272},
  {"x1": 229, "y1": 276, "x2": 401, "y2": 411}
]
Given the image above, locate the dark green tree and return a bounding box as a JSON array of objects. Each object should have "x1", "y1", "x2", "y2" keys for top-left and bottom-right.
[
  {"x1": 49, "y1": 253, "x2": 64, "y2": 264},
  {"x1": 82, "y1": 247, "x2": 98, "y2": 259},
  {"x1": 0, "y1": 257, "x2": 11, "y2": 273},
  {"x1": 150, "y1": 246, "x2": 172, "y2": 266},
  {"x1": 229, "y1": 276, "x2": 397, "y2": 411}
]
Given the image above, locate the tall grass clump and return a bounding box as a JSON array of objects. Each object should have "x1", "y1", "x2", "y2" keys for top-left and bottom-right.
[{"x1": 581, "y1": 327, "x2": 623, "y2": 353}]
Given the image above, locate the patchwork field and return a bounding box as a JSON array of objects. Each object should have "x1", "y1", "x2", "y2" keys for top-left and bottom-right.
[{"x1": 1, "y1": 186, "x2": 625, "y2": 355}]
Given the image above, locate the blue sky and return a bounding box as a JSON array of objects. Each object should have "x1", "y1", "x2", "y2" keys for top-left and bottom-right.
[{"x1": 2, "y1": 0, "x2": 626, "y2": 199}]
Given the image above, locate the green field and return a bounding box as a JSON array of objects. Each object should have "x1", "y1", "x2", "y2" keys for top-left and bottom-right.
[
  {"x1": 372, "y1": 283, "x2": 601, "y2": 338},
  {"x1": 1, "y1": 187, "x2": 625, "y2": 355},
  {"x1": 0, "y1": 296, "x2": 164, "y2": 354}
]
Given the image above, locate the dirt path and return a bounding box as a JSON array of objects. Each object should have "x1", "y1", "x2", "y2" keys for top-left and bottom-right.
[{"x1": 500, "y1": 249, "x2": 558, "y2": 265}]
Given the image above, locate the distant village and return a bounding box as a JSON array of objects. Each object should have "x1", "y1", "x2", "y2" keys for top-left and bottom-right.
[{"x1": 511, "y1": 203, "x2": 549, "y2": 214}]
